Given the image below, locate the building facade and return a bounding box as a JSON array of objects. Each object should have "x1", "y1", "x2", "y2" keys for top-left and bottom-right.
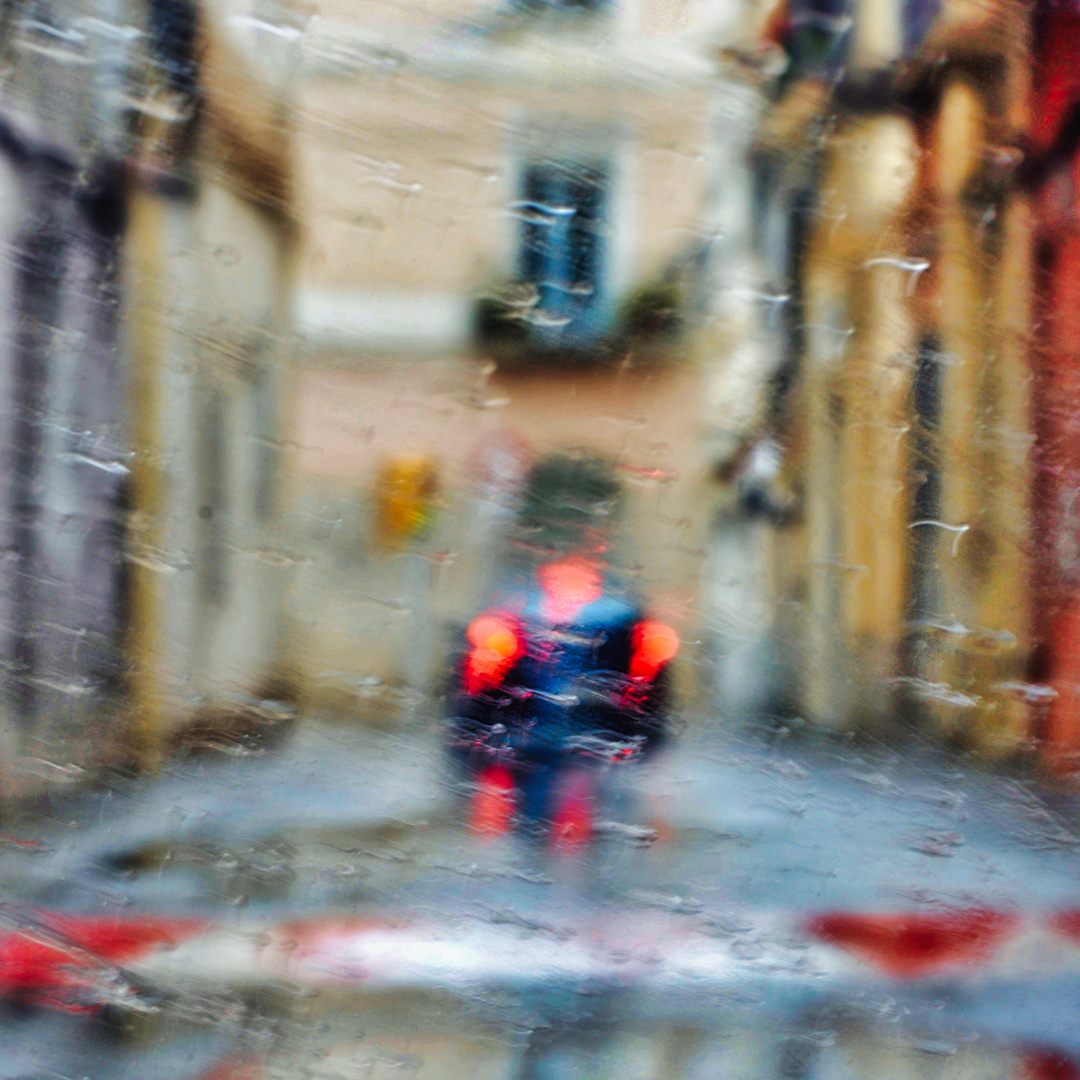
[
  {"x1": 0, "y1": 3, "x2": 139, "y2": 793},
  {"x1": 0, "y1": 0, "x2": 300, "y2": 790},
  {"x1": 124, "y1": 1, "x2": 301, "y2": 764},
  {"x1": 761, "y1": 0, "x2": 1036, "y2": 751},
  {"x1": 1029, "y1": 1, "x2": 1080, "y2": 776},
  {"x1": 284, "y1": 0, "x2": 778, "y2": 713}
]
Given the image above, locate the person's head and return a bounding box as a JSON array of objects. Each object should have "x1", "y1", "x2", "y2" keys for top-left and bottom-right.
[{"x1": 516, "y1": 452, "x2": 623, "y2": 556}]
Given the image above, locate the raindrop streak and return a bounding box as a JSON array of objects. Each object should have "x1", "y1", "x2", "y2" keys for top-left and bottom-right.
[
  {"x1": 58, "y1": 453, "x2": 130, "y2": 475},
  {"x1": 993, "y1": 682, "x2": 1059, "y2": 702},
  {"x1": 728, "y1": 288, "x2": 791, "y2": 328},
  {"x1": 230, "y1": 16, "x2": 304, "y2": 40},
  {"x1": 890, "y1": 677, "x2": 980, "y2": 708},
  {"x1": 19, "y1": 18, "x2": 86, "y2": 43},
  {"x1": 864, "y1": 256, "x2": 932, "y2": 294},
  {"x1": 909, "y1": 519, "x2": 970, "y2": 556},
  {"x1": 508, "y1": 201, "x2": 578, "y2": 218}
]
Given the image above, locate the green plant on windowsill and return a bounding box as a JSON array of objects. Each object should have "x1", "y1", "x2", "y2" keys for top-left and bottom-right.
[
  {"x1": 474, "y1": 281, "x2": 536, "y2": 347},
  {"x1": 474, "y1": 276, "x2": 685, "y2": 367},
  {"x1": 617, "y1": 279, "x2": 684, "y2": 343}
]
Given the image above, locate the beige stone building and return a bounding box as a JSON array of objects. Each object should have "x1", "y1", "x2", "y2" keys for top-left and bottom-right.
[
  {"x1": 124, "y1": 4, "x2": 302, "y2": 763},
  {"x1": 765, "y1": 0, "x2": 1035, "y2": 748},
  {"x1": 0, "y1": 0, "x2": 303, "y2": 785},
  {"x1": 283, "y1": 0, "x2": 779, "y2": 712}
]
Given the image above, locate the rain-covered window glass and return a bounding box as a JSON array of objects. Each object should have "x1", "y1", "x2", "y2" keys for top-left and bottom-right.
[{"x1": 6, "y1": 0, "x2": 1080, "y2": 1077}]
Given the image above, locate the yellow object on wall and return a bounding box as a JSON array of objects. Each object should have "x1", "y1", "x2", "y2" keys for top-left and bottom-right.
[{"x1": 374, "y1": 455, "x2": 440, "y2": 548}]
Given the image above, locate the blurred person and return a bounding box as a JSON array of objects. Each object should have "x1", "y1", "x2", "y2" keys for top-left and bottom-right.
[{"x1": 445, "y1": 453, "x2": 679, "y2": 850}]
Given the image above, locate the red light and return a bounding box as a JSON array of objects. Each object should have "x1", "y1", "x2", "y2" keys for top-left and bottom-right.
[
  {"x1": 463, "y1": 612, "x2": 523, "y2": 693},
  {"x1": 537, "y1": 557, "x2": 603, "y2": 623},
  {"x1": 467, "y1": 615, "x2": 520, "y2": 658},
  {"x1": 630, "y1": 619, "x2": 680, "y2": 680},
  {"x1": 803, "y1": 909, "x2": 1018, "y2": 979}
]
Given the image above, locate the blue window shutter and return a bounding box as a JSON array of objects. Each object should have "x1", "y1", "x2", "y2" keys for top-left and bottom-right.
[{"x1": 516, "y1": 160, "x2": 609, "y2": 348}]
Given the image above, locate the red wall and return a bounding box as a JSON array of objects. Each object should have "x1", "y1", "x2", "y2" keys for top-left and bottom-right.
[{"x1": 1031, "y1": 6, "x2": 1080, "y2": 773}]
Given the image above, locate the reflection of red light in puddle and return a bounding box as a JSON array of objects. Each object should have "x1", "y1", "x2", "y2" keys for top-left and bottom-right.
[
  {"x1": 1023, "y1": 1051, "x2": 1080, "y2": 1080},
  {"x1": 197, "y1": 1055, "x2": 264, "y2": 1080},
  {"x1": 538, "y1": 557, "x2": 602, "y2": 624},
  {"x1": 469, "y1": 765, "x2": 516, "y2": 838},
  {"x1": 550, "y1": 775, "x2": 593, "y2": 853},
  {"x1": 803, "y1": 909, "x2": 1018, "y2": 979}
]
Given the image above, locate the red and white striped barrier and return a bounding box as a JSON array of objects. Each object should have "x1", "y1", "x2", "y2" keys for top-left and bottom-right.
[
  {"x1": 9, "y1": 906, "x2": 1080, "y2": 1001},
  {"x1": 0, "y1": 913, "x2": 209, "y2": 1010},
  {"x1": 3, "y1": 910, "x2": 1080, "y2": 1078}
]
